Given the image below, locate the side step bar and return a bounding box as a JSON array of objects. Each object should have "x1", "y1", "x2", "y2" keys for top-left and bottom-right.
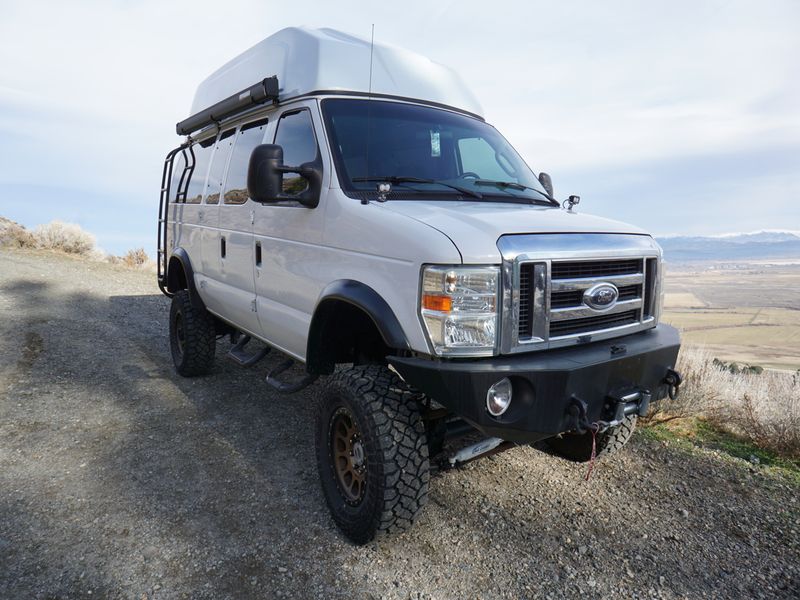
[
  {"x1": 227, "y1": 335, "x2": 271, "y2": 367},
  {"x1": 226, "y1": 333, "x2": 317, "y2": 394},
  {"x1": 448, "y1": 437, "x2": 514, "y2": 467},
  {"x1": 265, "y1": 359, "x2": 318, "y2": 394}
]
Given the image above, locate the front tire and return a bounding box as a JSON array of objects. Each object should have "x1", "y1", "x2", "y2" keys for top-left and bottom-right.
[
  {"x1": 315, "y1": 365, "x2": 430, "y2": 544},
  {"x1": 169, "y1": 290, "x2": 216, "y2": 377},
  {"x1": 546, "y1": 415, "x2": 638, "y2": 462}
]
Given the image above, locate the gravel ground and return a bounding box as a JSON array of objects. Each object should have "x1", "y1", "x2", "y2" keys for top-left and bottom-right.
[{"x1": 1, "y1": 248, "x2": 798, "y2": 599}]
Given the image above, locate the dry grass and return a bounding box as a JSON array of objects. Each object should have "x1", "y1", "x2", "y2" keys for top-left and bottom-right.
[
  {"x1": 0, "y1": 216, "x2": 36, "y2": 248},
  {"x1": 32, "y1": 221, "x2": 97, "y2": 256},
  {"x1": 650, "y1": 344, "x2": 800, "y2": 458},
  {"x1": 1, "y1": 216, "x2": 155, "y2": 271}
]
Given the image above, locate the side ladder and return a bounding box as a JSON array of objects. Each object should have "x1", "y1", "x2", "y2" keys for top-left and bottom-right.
[{"x1": 157, "y1": 143, "x2": 193, "y2": 295}]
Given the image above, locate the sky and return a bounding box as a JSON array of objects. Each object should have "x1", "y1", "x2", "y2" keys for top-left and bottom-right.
[{"x1": 1, "y1": 0, "x2": 798, "y2": 255}]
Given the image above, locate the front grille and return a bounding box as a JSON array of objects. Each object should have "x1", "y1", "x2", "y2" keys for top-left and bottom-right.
[
  {"x1": 550, "y1": 284, "x2": 641, "y2": 308},
  {"x1": 551, "y1": 259, "x2": 641, "y2": 279},
  {"x1": 517, "y1": 257, "x2": 650, "y2": 342},
  {"x1": 549, "y1": 310, "x2": 640, "y2": 337}
]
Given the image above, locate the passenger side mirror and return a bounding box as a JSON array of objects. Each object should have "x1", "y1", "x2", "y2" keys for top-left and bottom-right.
[
  {"x1": 538, "y1": 172, "x2": 554, "y2": 198},
  {"x1": 247, "y1": 144, "x2": 322, "y2": 208}
]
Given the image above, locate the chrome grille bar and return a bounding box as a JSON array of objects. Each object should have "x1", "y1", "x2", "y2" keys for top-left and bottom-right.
[
  {"x1": 550, "y1": 272, "x2": 644, "y2": 292},
  {"x1": 550, "y1": 298, "x2": 643, "y2": 322}
]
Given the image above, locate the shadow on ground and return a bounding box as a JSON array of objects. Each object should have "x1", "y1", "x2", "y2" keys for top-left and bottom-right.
[{"x1": 1, "y1": 264, "x2": 798, "y2": 599}]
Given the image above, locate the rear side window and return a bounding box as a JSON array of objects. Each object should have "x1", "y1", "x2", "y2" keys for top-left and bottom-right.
[
  {"x1": 223, "y1": 119, "x2": 269, "y2": 204},
  {"x1": 274, "y1": 110, "x2": 318, "y2": 194},
  {"x1": 184, "y1": 137, "x2": 215, "y2": 204},
  {"x1": 204, "y1": 129, "x2": 235, "y2": 204}
]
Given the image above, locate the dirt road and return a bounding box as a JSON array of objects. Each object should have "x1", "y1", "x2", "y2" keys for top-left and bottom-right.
[{"x1": 1, "y1": 248, "x2": 798, "y2": 599}]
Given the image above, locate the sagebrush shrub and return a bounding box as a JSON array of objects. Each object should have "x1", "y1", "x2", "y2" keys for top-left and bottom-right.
[
  {"x1": 0, "y1": 217, "x2": 36, "y2": 248},
  {"x1": 33, "y1": 221, "x2": 96, "y2": 255},
  {"x1": 122, "y1": 248, "x2": 149, "y2": 268}
]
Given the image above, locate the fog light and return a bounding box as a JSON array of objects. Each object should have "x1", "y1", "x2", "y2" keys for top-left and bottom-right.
[{"x1": 486, "y1": 378, "x2": 512, "y2": 416}]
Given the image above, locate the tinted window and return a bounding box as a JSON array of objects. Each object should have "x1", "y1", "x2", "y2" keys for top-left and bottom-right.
[
  {"x1": 184, "y1": 136, "x2": 215, "y2": 204},
  {"x1": 274, "y1": 110, "x2": 318, "y2": 194},
  {"x1": 204, "y1": 129, "x2": 235, "y2": 204},
  {"x1": 223, "y1": 119, "x2": 268, "y2": 204},
  {"x1": 321, "y1": 99, "x2": 548, "y2": 202}
]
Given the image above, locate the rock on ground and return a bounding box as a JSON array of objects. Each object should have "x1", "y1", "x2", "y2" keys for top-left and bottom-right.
[{"x1": 1, "y1": 248, "x2": 798, "y2": 599}]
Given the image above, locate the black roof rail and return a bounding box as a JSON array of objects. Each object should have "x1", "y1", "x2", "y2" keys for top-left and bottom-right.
[{"x1": 176, "y1": 76, "x2": 279, "y2": 136}]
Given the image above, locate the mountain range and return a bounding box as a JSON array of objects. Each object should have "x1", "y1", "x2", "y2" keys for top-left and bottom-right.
[{"x1": 656, "y1": 230, "x2": 800, "y2": 262}]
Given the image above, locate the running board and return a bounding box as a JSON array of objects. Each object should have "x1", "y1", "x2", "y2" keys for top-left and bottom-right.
[
  {"x1": 227, "y1": 335, "x2": 271, "y2": 367},
  {"x1": 265, "y1": 359, "x2": 318, "y2": 394},
  {"x1": 448, "y1": 437, "x2": 514, "y2": 467}
]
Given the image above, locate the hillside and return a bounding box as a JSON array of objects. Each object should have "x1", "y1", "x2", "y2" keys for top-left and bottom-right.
[{"x1": 657, "y1": 230, "x2": 800, "y2": 262}]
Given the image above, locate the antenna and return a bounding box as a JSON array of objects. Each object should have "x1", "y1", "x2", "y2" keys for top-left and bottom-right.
[
  {"x1": 368, "y1": 24, "x2": 375, "y2": 96},
  {"x1": 362, "y1": 24, "x2": 378, "y2": 203}
]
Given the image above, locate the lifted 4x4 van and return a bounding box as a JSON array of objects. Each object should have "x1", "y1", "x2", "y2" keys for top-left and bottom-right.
[{"x1": 158, "y1": 27, "x2": 682, "y2": 544}]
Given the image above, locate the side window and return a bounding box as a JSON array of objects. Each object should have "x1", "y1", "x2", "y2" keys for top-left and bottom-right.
[
  {"x1": 184, "y1": 136, "x2": 215, "y2": 204},
  {"x1": 457, "y1": 137, "x2": 515, "y2": 182},
  {"x1": 204, "y1": 129, "x2": 235, "y2": 205},
  {"x1": 223, "y1": 118, "x2": 268, "y2": 204},
  {"x1": 274, "y1": 110, "x2": 318, "y2": 194}
]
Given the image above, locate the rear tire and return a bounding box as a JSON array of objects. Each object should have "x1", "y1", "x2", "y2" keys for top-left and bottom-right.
[
  {"x1": 169, "y1": 290, "x2": 215, "y2": 377},
  {"x1": 546, "y1": 415, "x2": 637, "y2": 462},
  {"x1": 315, "y1": 365, "x2": 430, "y2": 544}
]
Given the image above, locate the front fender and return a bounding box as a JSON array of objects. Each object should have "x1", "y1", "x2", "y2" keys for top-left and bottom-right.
[{"x1": 306, "y1": 279, "x2": 410, "y2": 373}]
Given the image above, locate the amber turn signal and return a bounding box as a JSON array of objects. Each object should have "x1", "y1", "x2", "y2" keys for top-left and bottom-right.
[{"x1": 421, "y1": 294, "x2": 453, "y2": 312}]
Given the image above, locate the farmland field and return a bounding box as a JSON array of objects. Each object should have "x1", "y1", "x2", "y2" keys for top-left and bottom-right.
[{"x1": 662, "y1": 262, "x2": 800, "y2": 370}]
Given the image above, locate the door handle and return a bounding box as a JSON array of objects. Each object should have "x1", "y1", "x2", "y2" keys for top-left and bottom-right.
[
  {"x1": 220, "y1": 237, "x2": 226, "y2": 258},
  {"x1": 255, "y1": 241, "x2": 262, "y2": 266},
  {"x1": 198, "y1": 210, "x2": 204, "y2": 221}
]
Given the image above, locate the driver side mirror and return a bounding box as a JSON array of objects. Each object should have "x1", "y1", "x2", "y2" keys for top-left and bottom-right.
[
  {"x1": 247, "y1": 144, "x2": 322, "y2": 208},
  {"x1": 538, "y1": 172, "x2": 554, "y2": 198}
]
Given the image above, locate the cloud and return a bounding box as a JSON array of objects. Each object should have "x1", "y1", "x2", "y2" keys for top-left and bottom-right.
[{"x1": 0, "y1": 0, "x2": 798, "y2": 254}]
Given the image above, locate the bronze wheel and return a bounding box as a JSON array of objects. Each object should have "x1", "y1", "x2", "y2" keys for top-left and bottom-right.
[
  {"x1": 330, "y1": 407, "x2": 367, "y2": 505},
  {"x1": 315, "y1": 366, "x2": 430, "y2": 544}
]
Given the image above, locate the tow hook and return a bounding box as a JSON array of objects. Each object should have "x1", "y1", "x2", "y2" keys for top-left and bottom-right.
[
  {"x1": 567, "y1": 395, "x2": 592, "y2": 434},
  {"x1": 568, "y1": 389, "x2": 650, "y2": 435},
  {"x1": 663, "y1": 368, "x2": 683, "y2": 400}
]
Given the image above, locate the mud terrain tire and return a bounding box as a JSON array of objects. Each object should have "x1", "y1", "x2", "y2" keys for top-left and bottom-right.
[
  {"x1": 315, "y1": 365, "x2": 430, "y2": 545},
  {"x1": 169, "y1": 290, "x2": 216, "y2": 377},
  {"x1": 546, "y1": 415, "x2": 637, "y2": 462}
]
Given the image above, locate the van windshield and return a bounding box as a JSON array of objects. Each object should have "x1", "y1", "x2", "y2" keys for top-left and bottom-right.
[{"x1": 321, "y1": 98, "x2": 552, "y2": 203}]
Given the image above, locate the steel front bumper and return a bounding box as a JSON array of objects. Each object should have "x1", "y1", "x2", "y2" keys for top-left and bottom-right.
[{"x1": 389, "y1": 324, "x2": 681, "y2": 444}]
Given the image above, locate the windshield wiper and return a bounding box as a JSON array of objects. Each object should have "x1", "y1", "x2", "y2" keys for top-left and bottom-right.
[
  {"x1": 473, "y1": 179, "x2": 559, "y2": 206},
  {"x1": 353, "y1": 176, "x2": 483, "y2": 199}
]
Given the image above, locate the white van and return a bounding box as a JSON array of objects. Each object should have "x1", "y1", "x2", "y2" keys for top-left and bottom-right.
[{"x1": 157, "y1": 27, "x2": 682, "y2": 544}]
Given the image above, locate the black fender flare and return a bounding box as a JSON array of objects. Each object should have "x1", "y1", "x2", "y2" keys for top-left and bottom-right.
[
  {"x1": 307, "y1": 280, "x2": 410, "y2": 372},
  {"x1": 166, "y1": 248, "x2": 206, "y2": 310}
]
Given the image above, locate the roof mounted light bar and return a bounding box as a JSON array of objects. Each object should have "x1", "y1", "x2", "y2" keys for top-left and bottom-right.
[{"x1": 175, "y1": 76, "x2": 279, "y2": 136}]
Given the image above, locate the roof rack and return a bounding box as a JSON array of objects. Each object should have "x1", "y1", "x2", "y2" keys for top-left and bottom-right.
[{"x1": 175, "y1": 76, "x2": 279, "y2": 136}]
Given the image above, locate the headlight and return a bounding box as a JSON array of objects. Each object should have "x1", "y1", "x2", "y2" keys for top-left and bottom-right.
[{"x1": 420, "y1": 265, "x2": 500, "y2": 356}]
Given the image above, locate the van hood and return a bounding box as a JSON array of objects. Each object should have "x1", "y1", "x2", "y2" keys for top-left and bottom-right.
[{"x1": 380, "y1": 201, "x2": 650, "y2": 263}]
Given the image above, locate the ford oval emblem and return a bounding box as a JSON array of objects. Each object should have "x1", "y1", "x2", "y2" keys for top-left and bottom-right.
[{"x1": 583, "y1": 283, "x2": 619, "y2": 311}]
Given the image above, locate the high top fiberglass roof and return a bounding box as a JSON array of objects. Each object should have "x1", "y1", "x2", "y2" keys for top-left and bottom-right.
[{"x1": 190, "y1": 27, "x2": 484, "y2": 119}]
